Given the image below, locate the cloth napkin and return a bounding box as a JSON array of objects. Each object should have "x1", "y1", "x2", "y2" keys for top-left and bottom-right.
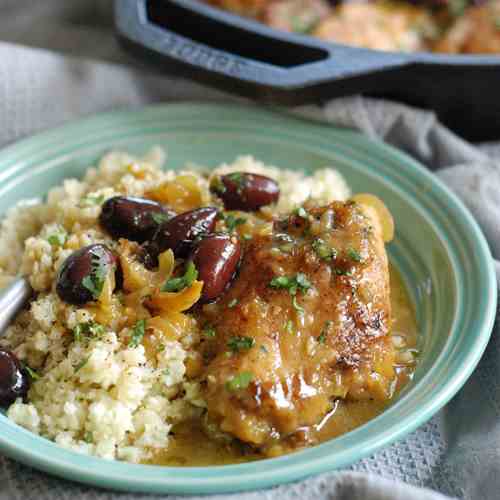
[{"x1": 0, "y1": 1, "x2": 499, "y2": 499}]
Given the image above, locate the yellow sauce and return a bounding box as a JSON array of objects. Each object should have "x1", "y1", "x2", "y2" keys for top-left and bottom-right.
[{"x1": 149, "y1": 264, "x2": 417, "y2": 466}]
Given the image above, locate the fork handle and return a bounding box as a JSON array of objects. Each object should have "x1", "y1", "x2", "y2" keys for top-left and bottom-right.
[{"x1": 0, "y1": 277, "x2": 33, "y2": 335}]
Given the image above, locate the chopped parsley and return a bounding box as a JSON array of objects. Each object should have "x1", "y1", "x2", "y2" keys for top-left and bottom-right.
[
  {"x1": 83, "y1": 431, "x2": 93, "y2": 443},
  {"x1": 312, "y1": 238, "x2": 336, "y2": 261},
  {"x1": 293, "y1": 207, "x2": 308, "y2": 218},
  {"x1": 292, "y1": 295, "x2": 304, "y2": 314},
  {"x1": 317, "y1": 320, "x2": 333, "y2": 344},
  {"x1": 285, "y1": 320, "x2": 294, "y2": 333},
  {"x1": 47, "y1": 227, "x2": 67, "y2": 247},
  {"x1": 74, "y1": 356, "x2": 90, "y2": 372},
  {"x1": 203, "y1": 325, "x2": 217, "y2": 338},
  {"x1": 223, "y1": 214, "x2": 247, "y2": 233},
  {"x1": 228, "y1": 298, "x2": 238, "y2": 308},
  {"x1": 82, "y1": 254, "x2": 109, "y2": 300},
  {"x1": 161, "y1": 261, "x2": 198, "y2": 292},
  {"x1": 269, "y1": 273, "x2": 311, "y2": 295},
  {"x1": 242, "y1": 234, "x2": 253, "y2": 241},
  {"x1": 81, "y1": 194, "x2": 105, "y2": 207},
  {"x1": 210, "y1": 176, "x2": 227, "y2": 194},
  {"x1": 24, "y1": 365, "x2": 40, "y2": 380},
  {"x1": 128, "y1": 319, "x2": 146, "y2": 348},
  {"x1": 157, "y1": 343, "x2": 166, "y2": 352},
  {"x1": 227, "y1": 335, "x2": 255, "y2": 353},
  {"x1": 151, "y1": 212, "x2": 171, "y2": 225},
  {"x1": 347, "y1": 248, "x2": 362, "y2": 262},
  {"x1": 226, "y1": 172, "x2": 246, "y2": 190},
  {"x1": 225, "y1": 371, "x2": 253, "y2": 391},
  {"x1": 73, "y1": 321, "x2": 106, "y2": 342},
  {"x1": 270, "y1": 273, "x2": 310, "y2": 314},
  {"x1": 335, "y1": 268, "x2": 353, "y2": 277}
]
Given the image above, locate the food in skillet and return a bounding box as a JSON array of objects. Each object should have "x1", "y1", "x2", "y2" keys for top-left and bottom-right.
[
  {"x1": 0, "y1": 149, "x2": 417, "y2": 464},
  {"x1": 203, "y1": 0, "x2": 500, "y2": 53}
]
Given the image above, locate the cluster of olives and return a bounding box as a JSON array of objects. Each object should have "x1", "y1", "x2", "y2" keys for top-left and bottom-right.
[
  {"x1": 55, "y1": 172, "x2": 279, "y2": 306},
  {"x1": 0, "y1": 173, "x2": 279, "y2": 406}
]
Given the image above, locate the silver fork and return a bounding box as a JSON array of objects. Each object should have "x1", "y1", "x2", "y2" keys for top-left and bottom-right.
[{"x1": 0, "y1": 277, "x2": 32, "y2": 333}]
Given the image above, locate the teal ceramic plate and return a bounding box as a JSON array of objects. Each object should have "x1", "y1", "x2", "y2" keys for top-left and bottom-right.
[{"x1": 0, "y1": 104, "x2": 496, "y2": 494}]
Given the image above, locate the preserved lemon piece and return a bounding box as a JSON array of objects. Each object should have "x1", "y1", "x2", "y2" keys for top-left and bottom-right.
[
  {"x1": 148, "y1": 280, "x2": 204, "y2": 313},
  {"x1": 147, "y1": 175, "x2": 203, "y2": 212},
  {"x1": 117, "y1": 239, "x2": 154, "y2": 292}
]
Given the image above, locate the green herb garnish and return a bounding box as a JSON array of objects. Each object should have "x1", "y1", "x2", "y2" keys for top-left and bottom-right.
[
  {"x1": 210, "y1": 176, "x2": 227, "y2": 194},
  {"x1": 292, "y1": 295, "x2": 304, "y2": 314},
  {"x1": 317, "y1": 320, "x2": 333, "y2": 344},
  {"x1": 285, "y1": 320, "x2": 294, "y2": 333},
  {"x1": 81, "y1": 194, "x2": 105, "y2": 207},
  {"x1": 73, "y1": 321, "x2": 106, "y2": 342},
  {"x1": 224, "y1": 214, "x2": 247, "y2": 233},
  {"x1": 227, "y1": 336, "x2": 255, "y2": 353},
  {"x1": 203, "y1": 325, "x2": 217, "y2": 338},
  {"x1": 81, "y1": 254, "x2": 109, "y2": 300},
  {"x1": 312, "y1": 238, "x2": 336, "y2": 261},
  {"x1": 24, "y1": 365, "x2": 40, "y2": 380},
  {"x1": 151, "y1": 212, "x2": 171, "y2": 225},
  {"x1": 269, "y1": 273, "x2": 311, "y2": 295},
  {"x1": 335, "y1": 268, "x2": 353, "y2": 276},
  {"x1": 228, "y1": 298, "x2": 239, "y2": 308},
  {"x1": 128, "y1": 319, "x2": 146, "y2": 348},
  {"x1": 226, "y1": 172, "x2": 246, "y2": 190},
  {"x1": 74, "y1": 356, "x2": 90, "y2": 372},
  {"x1": 293, "y1": 207, "x2": 308, "y2": 218},
  {"x1": 161, "y1": 261, "x2": 198, "y2": 292},
  {"x1": 347, "y1": 248, "x2": 362, "y2": 262},
  {"x1": 83, "y1": 431, "x2": 93, "y2": 443},
  {"x1": 269, "y1": 273, "x2": 311, "y2": 314},
  {"x1": 47, "y1": 227, "x2": 67, "y2": 247},
  {"x1": 225, "y1": 371, "x2": 253, "y2": 391}
]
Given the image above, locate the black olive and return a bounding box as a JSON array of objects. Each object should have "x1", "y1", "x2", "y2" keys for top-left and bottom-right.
[
  {"x1": 190, "y1": 233, "x2": 242, "y2": 303},
  {"x1": 143, "y1": 207, "x2": 218, "y2": 267},
  {"x1": 99, "y1": 196, "x2": 174, "y2": 243},
  {"x1": 0, "y1": 350, "x2": 29, "y2": 406},
  {"x1": 56, "y1": 244, "x2": 119, "y2": 305},
  {"x1": 210, "y1": 172, "x2": 279, "y2": 211}
]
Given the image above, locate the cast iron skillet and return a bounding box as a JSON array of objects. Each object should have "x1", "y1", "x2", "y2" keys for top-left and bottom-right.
[{"x1": 115, "y1": 0, "x2": 500, "y2": 140}]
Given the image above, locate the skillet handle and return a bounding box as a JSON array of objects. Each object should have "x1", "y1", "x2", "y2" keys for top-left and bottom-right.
[{"x1": 115, "y1": 0, "x2": 411, "y2": 94}]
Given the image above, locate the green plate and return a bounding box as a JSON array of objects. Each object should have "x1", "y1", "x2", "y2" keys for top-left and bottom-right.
[{"x1": 0, "y1": 103, "x2": 496, "y2": 494}]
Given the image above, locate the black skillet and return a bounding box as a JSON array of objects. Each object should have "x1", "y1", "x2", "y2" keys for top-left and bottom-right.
[{"x1": 115, "y1": 0, "x2": 500, "y2": 141}]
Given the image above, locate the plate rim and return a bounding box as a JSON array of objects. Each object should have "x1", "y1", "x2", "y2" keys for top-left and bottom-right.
[{"x1": 0, "y1": 102, "x2": 496, "y2": 494}]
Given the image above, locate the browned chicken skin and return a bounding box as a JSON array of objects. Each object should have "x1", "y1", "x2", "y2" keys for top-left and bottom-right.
[
  {"x1": 433, "y1": 0, "x2": 500, "y2": 53},
  {"x1": 198, "y1": 201, "x2": 395, "y2": 452}
]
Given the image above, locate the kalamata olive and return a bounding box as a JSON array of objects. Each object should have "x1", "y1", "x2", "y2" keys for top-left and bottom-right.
[
  {"x1": 56, "y1": 244, "x2": 119, "y2": 305},
  {"x1": 99, "y1": 196, "x2": 174, "y2": 243},
  {"x1": 191, "y1": 233, "x2": 242, "y2": 303},
  {"x1": 210, "y1": 172, "x2": 280, "y2": 211},
  {"x1": 144, "y1": 207, "x2": 219, "y2": 265},
  {"x1": 0, "y1": 349, "x2": 29, "y2": 406}
]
